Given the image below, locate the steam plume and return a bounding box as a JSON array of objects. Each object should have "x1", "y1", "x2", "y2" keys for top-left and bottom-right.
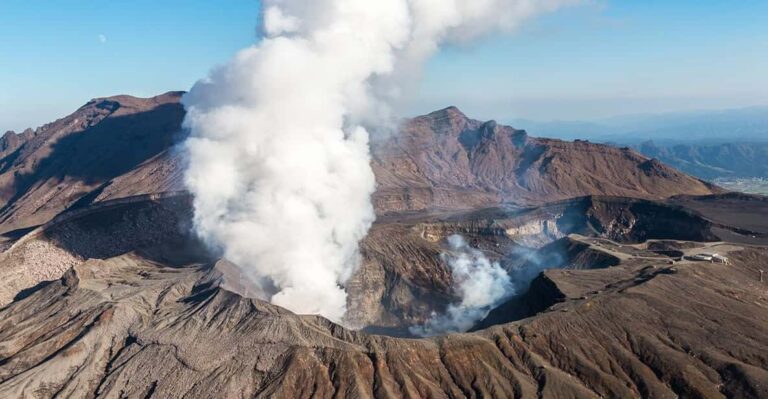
[
  {"x1": 183, "y1": 0, "x2": 576, "y2": 322},
  {"x1": 410, "y1": 235, "x2": 514, "y2": 336}
]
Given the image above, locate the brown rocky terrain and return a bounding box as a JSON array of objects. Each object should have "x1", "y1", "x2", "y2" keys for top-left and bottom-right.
[
  {"x1": 0, "y1": 92, "x2": 185, "y2": 232},
  {"x1": 350, "y1": 194, "x2": 768, "y2": 331},
  {"x1": 0, "y1": 93, "x2": 765, "y2": 398},
  {"x1": 0, "y1": 194, "x2": 767, "y2": 398},
  {"x1": 370, "y1": 107, "x2": 720, "y2": 213},
  {"x1": 0, "y1": 94, "x2": 720, "y2": 235},
  {"x1": 2, "y1": 191, "x2": 766, "y2": 333}
]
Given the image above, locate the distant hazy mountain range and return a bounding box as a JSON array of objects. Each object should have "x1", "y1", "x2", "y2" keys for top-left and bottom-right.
[
  {"x1": 636, "y1": 141, "x2": 768, "y2": 180},
  {"x1": 511, "y1": 106, "x2": 768, "y2": 144},
  {"x1": 511, "y1": 106, "x2": 768, "y2": 181}
]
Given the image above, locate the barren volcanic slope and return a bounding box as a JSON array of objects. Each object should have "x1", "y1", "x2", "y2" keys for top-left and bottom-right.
[
  {"x1": 370, "y1": 107, "x2": 720, "y2": 213},
  {"x1": 0, "y1": 94, "x2": 765, "y2": 398},
  {"x1": 0, "y1": 92, "x2": 185, "y2": 232},
  {"x1": 0, "y1": 195, "x2": 767, "y2": 398},
  {"x1": 0, "y1": 94, "x2": 719, "y2": 234}
]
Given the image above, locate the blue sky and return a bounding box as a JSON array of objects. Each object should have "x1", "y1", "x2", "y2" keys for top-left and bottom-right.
[{"x1": 1, "y1": 1, "x2": 767, "y2": 131}]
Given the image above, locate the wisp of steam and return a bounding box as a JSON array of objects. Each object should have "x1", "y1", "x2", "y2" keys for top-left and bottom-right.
[
  {"x1": 410, "y1": 235, "x2": 514, "y2": 336},
  {"x1": 182, "y1": 0, "x2": 577, "y2": 323},
  {"x1": 410, "y1": 236, "x2": 567, "y2": 336}
]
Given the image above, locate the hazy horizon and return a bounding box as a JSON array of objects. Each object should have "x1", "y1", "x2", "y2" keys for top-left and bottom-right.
[{"x1": 2, "y1": 1, "x2": 767, "y2": 132}]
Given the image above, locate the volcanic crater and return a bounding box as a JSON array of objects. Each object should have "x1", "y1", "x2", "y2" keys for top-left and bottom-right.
[{"x1": 1, "y1": 94, "x2": 767, "y2": 397}]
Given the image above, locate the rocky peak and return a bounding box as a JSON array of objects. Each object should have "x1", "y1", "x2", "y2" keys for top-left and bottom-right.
[
  {"x1": 418, "y1": 106, "x2": 470, "y2": 135},
  {"x1": 428, "y1": 105, "x2": 466, "y2": 120},
  {"x1": 0, "y1": 92, "x2": 186, "y2": 231},
  {"x1": 0, "y1": 129, "x2": 32, "y2": 154}
]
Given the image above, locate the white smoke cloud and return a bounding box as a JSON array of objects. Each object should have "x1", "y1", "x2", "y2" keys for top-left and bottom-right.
[
  {"x1": 182, "y1": 0, "x2": 578, "y2": 323},
  {"x1": 410, "y1": 235, "x2": 514, "y2": 336}
]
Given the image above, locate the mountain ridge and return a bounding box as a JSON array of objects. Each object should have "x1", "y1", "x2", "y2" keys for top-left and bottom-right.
[
  {"x1": 371, "y1": 104, "x2": 720, "y2": 213},
  {"x1": 0, "y1": 92, "x2": 721, "y2": 234}
]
